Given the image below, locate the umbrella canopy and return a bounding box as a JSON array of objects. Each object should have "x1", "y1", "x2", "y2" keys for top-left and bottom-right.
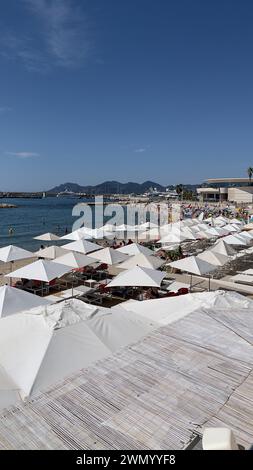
[
  {"x1": 223, "y1": 224, "x2": 239, "y2": 233},
  {"x1": 169, "y1": 256, "x2": 216, "y2": 275},
  {"x1": 138, "y1": 222, "x2": 159, "y2": 230},
  {"x1": 53, "y1": 251, "x2": 94, "y2": 269},
  {"x1": 6, "y1": 259, "x2": 71, "y2": 282},
  {"x1": 0, "y1": 285, "x2": 51, "y2": 318},
  {"x1": 242, "y1": 223, "x2": 253, "y2": 231},
  {"x1": 34, "y1": 233, "x2": 60, "y2": 241},
  {"x1": 158, "y1": 232, "x2": 187, "y2": 244},
  {"x1": 35, "y1": 245, "x2": 69, "y2": 260},
  {"x1": 116, "y1": 253, "x2": 165, "y2": 270},
  {"x1": 196, "y1": 230, "x2": 213, "y2": 240},
  {"x1": 205, "y1": 227, "x2": 221, "y2": 237},
  {"x1": 115, "y1": 224, "x2": 136, "y2": 231},
  {"x1": 116, "y1": 242, "x2": 154, "y2": 256},
  {"x1": 0, "y1": 245, "x2": 34, "y2": 263},
  {"x1": 210, "y1": 240, "x2": 236, "y2": 256},
  {"x1": 107, "y1": 266, "x2": 166, "y2": 288},
  {"x1": 180, "y1": 228, "x2": 197, "y2": 240},
  {"x1": 61, "y1": 229, "x2": 92, "y2": 241},
  {"x1": 89, "y1": 247, "x2": 129, "y2": 265},
  {"x1": 230, "y1": 218, "x2": 243, "y2": 225},
  {"x1": 62, "y1": 239, "x2": 102, "y2": 254},
  {"x1": 197, "y1": 251, "x2": 229, "y2": 266},
  {"x1": 221, "y1": 235, "x2": 248, "y2": 246}
]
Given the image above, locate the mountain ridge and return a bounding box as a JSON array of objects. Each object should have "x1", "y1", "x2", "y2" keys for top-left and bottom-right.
[{"x1": 48, "y1": 181, "x2": 198, "y2": 195}]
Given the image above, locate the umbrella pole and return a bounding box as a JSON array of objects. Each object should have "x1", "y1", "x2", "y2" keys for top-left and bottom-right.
[{"x1": 208, "y1": 275, "x2": 211, "y2": 292}]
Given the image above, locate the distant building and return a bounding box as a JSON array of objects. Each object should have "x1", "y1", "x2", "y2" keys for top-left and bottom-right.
[{"x1": 197, "y1": 178, "x2": 253, "y2": 203}]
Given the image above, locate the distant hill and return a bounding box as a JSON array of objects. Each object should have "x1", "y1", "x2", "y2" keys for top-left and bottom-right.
[{"x1": 48, "y1": 180, "x2": 167, "y2": 195}]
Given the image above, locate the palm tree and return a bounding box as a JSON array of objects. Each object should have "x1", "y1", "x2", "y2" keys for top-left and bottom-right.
[{"x1": 247, "y1": 167, "x2": 253, "y2": 185}]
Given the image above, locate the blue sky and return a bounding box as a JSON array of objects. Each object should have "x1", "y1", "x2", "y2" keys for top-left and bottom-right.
[{"x1": 0, "y1": 0, "x2": 253, "y2": 191}]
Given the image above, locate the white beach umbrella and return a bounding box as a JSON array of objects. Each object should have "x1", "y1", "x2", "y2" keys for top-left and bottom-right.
[
  {"x1": 62, "y1": 239, "x2": 102, "y2": 254},
  {"x1": 230, "y1": 218, "x2": 243, "y2": 225},
  {"x1": 196, "y1": 230, "x2": 214, "y2": 240},
  {"x1": 53, "y1": 252, "x2": 94, "y2": 269},
  {"x1": 35, "y1": 245, "x2": 69, "y2": 260},
  {"x1": 138, "y1": 228, "x2": 160, "y2": 241},
  {"x1": 210, "y1": 240, "x2": 236, "y2": 256},
  {"x1": 197, "y1": 251, "x2": 229, "y2": 266},
  {"x1": 223, "y1": 224, "x2": 239, "y2": 233},
  {"x1": 107, "y1": 266, "x2": 166, "y2": 288},
  {"x1": 169, "y1": 256, "x2": 216, "y2": 275},
  {"x1": 0, "y1": 245, "x2": 34, "y2": 263},
  {"x1": 6, "y1": 259, "x2": 71, "y2": 282},
  {"x1": 139, "y1": 222, "x2": 159, "y2": 230},
  {"x1": 34, "y1": 233, "x2": 60, "y2": 241},
  {"x1": 158, "y1": 232, "x2": 187, "y2": 244},
  {"x1": 205, "y1": 227, "x2": 221, "y2": 237},
  {"x1": 115, "y1": 224, "x2": 136, "y2": 232},
  {"x1": 221, "y1": 235, "x2": 248, "y2": 246},
  {"x1": 89, "y1": 247, "x2": 129, "y2": 265},
  {"x1": 180, "y1": 228, "x2": 197, "y2": 240},
  {"x1": 0, "y1": 313, "x2": 53, "y2": 400},
  {"x1": 116, "y1": 253, "x2": 165, "y2": 270},
  {"x1": 116, "y1": 242, "x2": 154, "y2": 256},
  {"x1": 0, "y1": 285, "x2": 52, "y2": 318},
  {"x1": 61, "y1": 229, "x2": 92, "y2": 241}
]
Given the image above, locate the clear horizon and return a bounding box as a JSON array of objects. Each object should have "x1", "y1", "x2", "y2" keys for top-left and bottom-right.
[{"x1": 0, "y1": 0, "x2": 253, "y2": 191}]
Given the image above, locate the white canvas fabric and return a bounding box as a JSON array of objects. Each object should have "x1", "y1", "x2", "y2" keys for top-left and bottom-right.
[
  {"x1": 0, "y1": 285, "x2": 51, "y2": 318},
  {"x1": 222, "y1": 235, "x2": 248, "y2": 246},
  {"x1": 35, "y1": 246, "x2": 69, "y2": 259},
  {"x1": 169, "y1": 256, "x2": 216, "y2": 275},
  {"x1": 210, "y1": 240, "x2": 236, "y2": 256},
  {"x1": 197, "y1": 251, "x2": 229, "y2": 266},
  {"x1": 116, "y1": 243, "x2": 154, "y2": 256},
  {"x1": 34, "y1": 233, "x2": 60, "y2": 241},
  {"x1": 6, "y1": 259, "x2": 71, "y2": 282},
  {"x1": 107, "y1": 265, "x2": 166, "y2": 287},
  {"x1": 53, "y1": 251, "x2": 94, "y2": 268},
  {"x1": 62, "y1": 239, "x2": 102, "y2": 254},
  {"x1": 116, "y1": 253, "x2": 165, "y2": 270},
  {"x1": 118, "y1": 290, "x2": 253, "y2": 325},
  {"x1": 0, "y1": 313, "x2": 53, "y2": 399},
  {"x1": 89, "y1": 247, "x2": 129, "y2": 265},
  {"x1": 61, "y1": 229, "x2": 92, "y2": 241},
  {"x1": 0, "y1": 245, "x2": 34, "y2": 263}
]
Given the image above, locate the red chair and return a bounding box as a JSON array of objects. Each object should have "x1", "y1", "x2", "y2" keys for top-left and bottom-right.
[{"x1": 178, "y1": 288, "x2": 189, "y2": 295}]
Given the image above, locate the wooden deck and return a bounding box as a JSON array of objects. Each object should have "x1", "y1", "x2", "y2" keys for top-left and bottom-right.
[{"x1": 1, "y1": 305, "x2": 253, "y2": 449}]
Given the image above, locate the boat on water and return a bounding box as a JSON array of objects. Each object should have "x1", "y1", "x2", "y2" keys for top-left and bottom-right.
[{"x1": 56, "y1": 189, "x2": 80, "y2": 198}]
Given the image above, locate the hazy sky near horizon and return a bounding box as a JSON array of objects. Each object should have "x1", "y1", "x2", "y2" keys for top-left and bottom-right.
[{"x1": 0, "y1": 0, "x2": 253, "y2": 191}]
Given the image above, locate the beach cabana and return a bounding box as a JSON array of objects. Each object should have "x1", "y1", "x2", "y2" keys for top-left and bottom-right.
[
  {"x1": 34, "y1": 233, "x2": 60, "y2": 241},
  {"x1": 116, "y1": 242, "x2": 154, "y2": 256},
  {"x1": 62, "y1": 239, "x2": 102, "y2": 254},
  {"x1": 89, "y1": 247, "x2": 129, "y2": 265},
  {"x1": 115, "y1": 253, "x2": 165, "y2": 270},
  {"x1": 35, "y1": 245, "x2": 69, "y2": 260},
  {"x1": 0, "y1": 285, "x2": 51, "y2": 318},
  {"x1": 107, "y1": 266, "x2": 166, "y2": 288},
  {"x1": 6, "y1": 259, "x2": 71, "y2": 283}
]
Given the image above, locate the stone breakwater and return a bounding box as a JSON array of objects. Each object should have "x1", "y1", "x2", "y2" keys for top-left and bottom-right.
[{"x1": 0, "y1": 203, "x2": 17, "y2": 208}]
